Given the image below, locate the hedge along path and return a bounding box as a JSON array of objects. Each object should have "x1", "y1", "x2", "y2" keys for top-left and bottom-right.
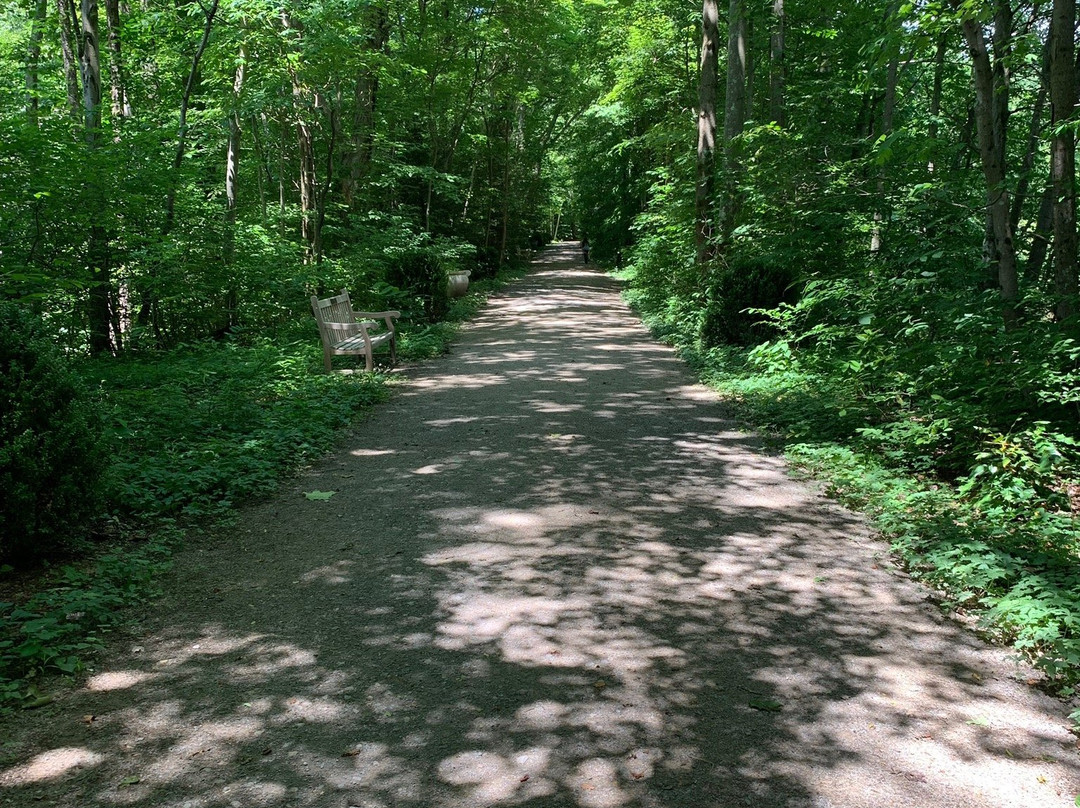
[{"x1": 1, "y1": 243, "x2": 1078, "y2": 808}]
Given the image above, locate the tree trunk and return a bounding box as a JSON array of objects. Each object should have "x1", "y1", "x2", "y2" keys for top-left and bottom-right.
[
  {"x1": 344, "y1": 7, "x2": 389, "y2": 208},
  {"x1": 223, "y1": 49, "x2": 244, "y2": 325},
  {"x1": 139, "y1": 0, "x2": 218, "y2": 332},
  {"x1": 1010, "y1": 38, "x2": 1048, "y2": 238},
  {"x1": 57, "y1": 0, "x2": 81, "y2": 119},
  {"x1": 871, "y1": 27, "x2": 900, "y2": 255},
  {"x1": 928, "y1": 33, "x2": 947, "y2": 144},
  {"x1": 695, "y1": 0, "x2": 720, "y2": 268},
  {"x1": 1026, "y1": 184, "x2": 1054, "y2": 284},
  {"x1": 719, "y1": 0, "x2": 747, "y2": 244},
  {"x1": 768, "y1": 0, "x2": 785, "y2": 126},
  {"x1": 81, "y1": 0, "x2": 111, "y2": 354},
  {"x1": 1050, "y1": 0, "x2": 1078, "y2": 322},
  {"x1": 959, "y1": 12, "x2": 1018, "y2": 320},
  {"x1": 26, "y1": 0, "x2": 46, "y2": 124},
  {"x1": 104, "y1": 0, "x2": 130, "y2": 123}
]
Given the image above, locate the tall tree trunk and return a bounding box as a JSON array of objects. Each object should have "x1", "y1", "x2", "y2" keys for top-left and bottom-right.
[
  {"x1": 928, "y1": 33, "x2": 947, "y2": 143},
  {"x1": 104, "y1": 0, "x2": 130, "y2": 123},
  {"x1": 695, "y1": 0, "x2": 720, "y2": 269},
  {"x1": 344, "y1": 6, "x2": 389, "y2": 208},
  {"x1": 959, "y1": 10, "x2": 1019, "y2": 321},
  {"x1": 81, "y1": 0, "x2": 111, "y2": 353},
  {"x1": 871, "y1": 23, "x2": 900, "y2": 256},
  {"x1": 719, "y1": 0, "x2": 747, "y2": 244},
  {"x1": 138, "y1": 0, "x2": 218, "y2": 332},
  {"x1": 1026, "y1": 184, "x2": 1054, "y2": 283},
  {"x1": 1010, "y1": 38, "x2": 1049, "y2": 238},
  {"x1": 57, "y1": 0, "x2": 81, "y2": 119},
  {"x1": 223, "y1": 48, "x2": 245, "y2": 325},
  {"x1": 1050, "y1": 0, "x2": 1078, "y2": 322},
  {"x1": 163, "y1": 0, "x2": 219, "y2": 234},
  {"x1": 769, "y1": 0, "x2": 785, "y2": 126},
  {"x1": 26, "y1": 0, "x2": 46, "y2": 124}
]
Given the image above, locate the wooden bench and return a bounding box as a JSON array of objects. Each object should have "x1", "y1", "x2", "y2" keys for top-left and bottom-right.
[{"x1": 310, "y1": 289, "x2": 400, "y2": 373}]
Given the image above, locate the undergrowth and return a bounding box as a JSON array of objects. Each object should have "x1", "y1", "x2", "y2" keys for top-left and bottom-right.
[
  {"x1": 0, "y1": 262, "x2": 524, "y2": 712},
  {"x1": 624, "y1": 279, "x2": 1080, "y2": 725}
]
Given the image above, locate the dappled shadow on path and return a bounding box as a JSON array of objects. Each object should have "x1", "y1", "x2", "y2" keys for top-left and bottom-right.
[{"x1": 2, "y1": 244, "x2": 1078, "y2": 808}]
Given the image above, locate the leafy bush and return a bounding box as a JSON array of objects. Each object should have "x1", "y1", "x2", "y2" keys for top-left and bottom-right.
[
  {"x1": 0, "y1": 303, "x2": 108, "y2": 565},
  {"x1": 388, "y1": 247, "x2": 451, "y2": 322},
  {"x1": 700, "y1": 253, "x2": 798, "y2": 347}
]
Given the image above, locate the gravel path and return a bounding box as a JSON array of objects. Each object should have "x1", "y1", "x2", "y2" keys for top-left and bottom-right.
[{"x1": 2, "y1": 243, "x2": 1079, "y2": 808}]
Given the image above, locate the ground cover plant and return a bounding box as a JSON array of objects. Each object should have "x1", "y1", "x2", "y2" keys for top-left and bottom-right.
[
  {"x1": 623, "y1": 263, "x2": 1080, "y2": 720},
  {"x1": 0, "y1": 260, "x2": 528, "y2": 712}
]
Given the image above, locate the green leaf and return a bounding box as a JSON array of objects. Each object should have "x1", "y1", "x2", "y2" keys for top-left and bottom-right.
[
  {"x1": 749, "y1": 698, "x2": 782, "y2": 713},
  {"x1": 304, "y1": 490, "x2": 336, "y2": 501}
]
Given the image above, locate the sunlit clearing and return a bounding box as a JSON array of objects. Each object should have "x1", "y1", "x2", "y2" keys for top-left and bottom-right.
[{"x1": 0, "y1": 748, "x2": 104, "y2": 785}]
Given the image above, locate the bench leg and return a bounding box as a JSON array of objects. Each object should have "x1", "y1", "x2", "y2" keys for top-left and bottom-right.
[
  {"x1": 365, "y1": 350, "x2": 374, "y2": 372},
  {"x1": 323, "y1": 349, "x2": 333, "y2": 373}
]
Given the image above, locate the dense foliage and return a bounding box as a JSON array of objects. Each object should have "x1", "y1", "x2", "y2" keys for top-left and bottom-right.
[
  {"x1": 565, "y1": 0, "x2": 1080, "y2": 693},
  {"x1": 0, "y1": 0, "x2": 1078, "y2": 709},
  {"x1": 0, "y1": 302, "x2": 107, "y2": 564}
]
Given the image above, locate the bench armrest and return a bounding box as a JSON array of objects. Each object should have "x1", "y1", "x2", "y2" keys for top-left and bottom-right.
[{"x1": 353, "y1": 310, "x2": 401, "y2": 320}]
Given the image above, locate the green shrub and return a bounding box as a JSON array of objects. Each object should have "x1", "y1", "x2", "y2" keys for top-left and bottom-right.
[
  {"x1": 389, "y1": 247, "x2": 451, "y2": 322},
  {"x1": 0, "y1": 303, "x2": 108, "y2": 565},
  {"x1": 700, "y1": 254, "x2": 798, "y2": 347}
]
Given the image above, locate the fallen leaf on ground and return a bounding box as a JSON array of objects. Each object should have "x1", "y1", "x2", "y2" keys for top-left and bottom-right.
[
  {"x1": 119, "y1": 775, "x2": 141, "y2": 786},
  {"x1": 304, "y1": 490, "x2": 336, "y2": 501},
  {"x1": 748, "y1": 698, "x2": 782, "y2": 712}
]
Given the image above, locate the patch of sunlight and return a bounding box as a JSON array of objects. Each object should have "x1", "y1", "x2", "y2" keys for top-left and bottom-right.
[
  {"x1": 350, "y1": 448, "x2": 395, "y2": 457},
  {"x1": 0, "y1": 747, "x2": 104, "y2": 785},
  {"x1": 299, "y1": 560, "x2": 355, "y2": 585},
  {"x1": 412, "y1": 464, "x2": 444, "y2": 474},
  {"x1": 85, "y1": 669, "x2": 156, "y2": 691},
  {"x1": 571, "y1": 757, "x2": 629, "y2": 808},
  {"x1": 438, "y1": 747, "x2": 555, "y2": 805}
]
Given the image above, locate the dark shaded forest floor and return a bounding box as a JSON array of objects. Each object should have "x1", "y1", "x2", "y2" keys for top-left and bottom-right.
[{"x1": 1, "y1": 243, "x2": 1078, "y2": 807}]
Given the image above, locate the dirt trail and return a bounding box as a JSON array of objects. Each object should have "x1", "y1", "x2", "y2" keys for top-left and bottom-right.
[{"x1": 2, "y1": 243, "x2": 1079, "y2": 808}]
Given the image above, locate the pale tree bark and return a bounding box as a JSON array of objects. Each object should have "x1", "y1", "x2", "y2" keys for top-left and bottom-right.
[
  {"x1": 719, "y1": 0, "x2": 747, "y2": 244},
  {"x1": 57, "y1": 0, "x2": 81, "y2": 119},
  {"x1": 958, "y1": 10, "x2": 1019, "y2": 321},
  {"x1": 223, "y1": 47, "x2": 245, "y2": 324},
  {"x1": 26, "y1": 0, "x2": 46, "y2": 124},
  {"x1": 695, "y1": 0, "x2": 720, "y2": 268},
  {"x1": 769, "y1": 0, "x2": 785, "y2": 126},
  {"x1": 1049, "y1": 0, "x2": 1078, "y2": 322},
  {"x1": 104, "y1": 0, "x2": 131, "y2": 123}
]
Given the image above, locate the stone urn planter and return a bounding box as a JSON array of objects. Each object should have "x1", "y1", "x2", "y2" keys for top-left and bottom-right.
[{"x1": 447, "y1": 269, "x2": 472, "y2": 298}]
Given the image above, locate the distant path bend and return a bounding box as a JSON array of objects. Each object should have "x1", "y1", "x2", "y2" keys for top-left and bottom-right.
[{"x1": 2, "y1": 242, "x2": 1078, "y2": 808}]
